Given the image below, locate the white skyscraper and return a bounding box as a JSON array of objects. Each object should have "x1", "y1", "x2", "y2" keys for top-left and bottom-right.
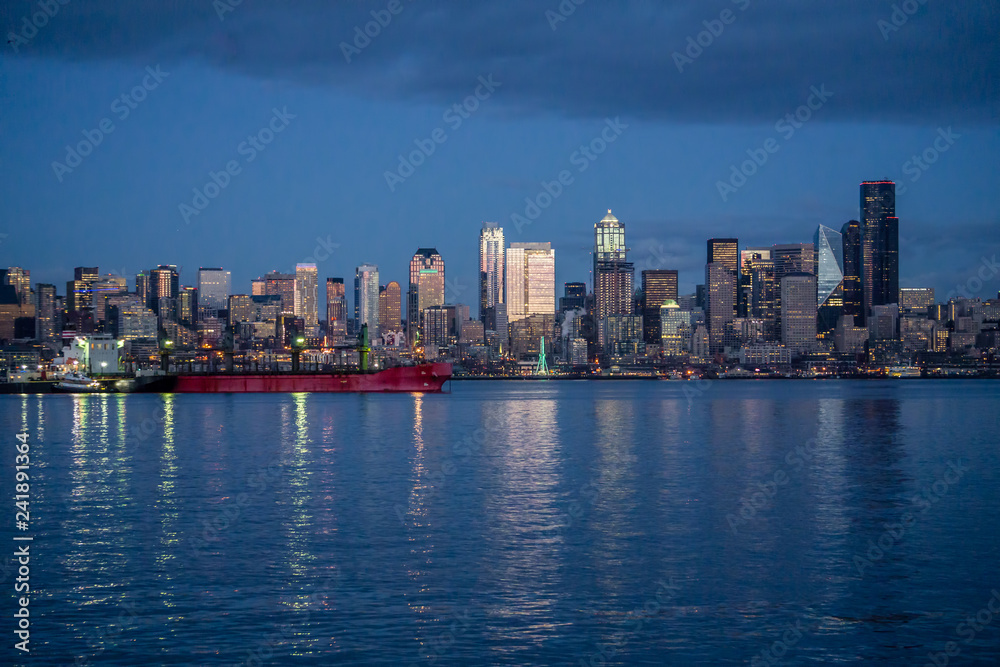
[
  {"x1": 295, "y1": 263, "x2": 319, "y2": 337},
  {"x1": 197, "y1": 268, "x2": 231, "y2": 314},
  {"x1": 354, "y1": 264, "x2": 380, "y2": 335},
  {"x1": 506, "y1": 242, "x2": 555, "y2": 323},
  {"x1": 479, "y1": 222, "x2": 504, "y2": 319}
]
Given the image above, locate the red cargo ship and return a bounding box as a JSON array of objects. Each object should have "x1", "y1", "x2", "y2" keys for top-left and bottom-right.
[{"x1": 135, "y1": 362, "x2": 452, "y2": 393}]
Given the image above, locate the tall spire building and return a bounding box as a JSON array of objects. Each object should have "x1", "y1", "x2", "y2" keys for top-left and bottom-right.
[{"x1": 479, "y1": 223, "x2": 505, "y2": 322}]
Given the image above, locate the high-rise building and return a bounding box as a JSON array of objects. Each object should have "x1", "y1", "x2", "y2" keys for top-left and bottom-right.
[
  {"x1": 593, "y1": 210, "x2": 634, "y2": 330},
  {"x1": 772, "y1": 243, "x2": 815, "y2": 278},
  {"x1": 197, "y1": 268, "x2": 231, "y2": 312},
  {"x1": 407, "y1": 249, "x2": 445, "y2": 345},
  {"x1": 355, "y1": 264, "x2": 380, "y2": 335},
  {"x1": 744, "y1": 253, "x2": 778, "y2": 341},
  {"x1": 251, "y1": 278, "x2": 266, "y2": 297},
  {"x1": 178, "y1": 286, "x2": 198, "y2": 325},
  {"x1": 149, "y1": 265, "x2": 179, "y2": 315},
  {"x1": 594, "y1": 209, "x2": 626, "y2": 271},
  {"x1": 264, "y1": 272, "x2": 296, "y2": 314},
  {"x1": 841, "y1": 220, "x2": 862, "y2": 322},
  {"x1": 506, "y1": 242, "x2": 556, "y2": 323},
  {"x1": 900, "y1": 288, "x2": 935, "y2": 315},
  {"x1": 781, "y1": 273, "x2": 817, "y2": 354},
  {"x1": 35, "y1": 284, "x2": 57, "y2": 342},
  {"x1": 707, "y1": 239, "x2": 739, "y2": 273},
  {"x1": 136, "y1": 271, "x2": 150, "y2": 306},
  {"x1": 815, "y1": 225, "x2": 845, "y2": 338},
  {"x1": 860, "y1": 180, "x2": 898, "y2": 324},
  {"x1": 67, "y1": 266, "x2": 99, "y2": 314},
  {"x1": 227, "y1": 295, "x2": 252, "y2": 328},
  {"x1": 660, "y1": 300, "x2": 690, "y2": 356},
  {"x1": 326, "y1": 278, "x2": 347, "y2": 343},
  {"x1": 91, "y1": 275, "x2": 128, "y2": 323},
  {"x1": 479, "y1": 223, "x2": 505, "y2": 321},
  {"x1": 705, "y1": 262, "x2": 736, "y2": 354},
  {"x1": 295, "y1": 263, "x2": 319, "y2": 337},
  {"x1": 4, "y1": 267, "x2": 31, "y2": 305},
  {"x1": 560, "y1": 282, "x2": 587, "y2": 312},
  {"x1": 379, "y1": 281, "x2": 402, "y2": 335},
  {"x1": 641, "y1": 270, "x2": 678, "y2": 344}
]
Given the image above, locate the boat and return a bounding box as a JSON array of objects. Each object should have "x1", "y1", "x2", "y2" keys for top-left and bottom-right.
[
  {"x1": 887, "y1": 366, "x2": 922, "y2": 378},
  {"x1": 55, "y1": 371, "x2": 103, "y2": 393}
]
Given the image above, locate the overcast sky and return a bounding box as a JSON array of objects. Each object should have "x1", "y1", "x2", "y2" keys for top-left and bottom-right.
[{"x1": 2, "y1": 0, "x2": 998, "y2": 310}]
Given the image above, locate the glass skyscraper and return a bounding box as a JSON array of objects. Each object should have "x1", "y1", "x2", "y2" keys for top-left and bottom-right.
[
  {"x1": 479, "y1": 223, "x2": 504, "y2": 321},
  {"x1": 295, "y1": 263, "x2": 319, "y2": 337},
  {"x1": 841, "y1": 220, "x2": 862, "y2": 322},
  {"x1": 354, "y1": 264, "x2": 380, "y2": 335},
  {"x1": 408, "y1": 249, "x2": 445, "y2": 345},
  {"x1": 506, "y1": 242, "x2": 555, "y2": 323},
  {"x1": 860, "y1": 180, "x2": 898, "y2": 324}
]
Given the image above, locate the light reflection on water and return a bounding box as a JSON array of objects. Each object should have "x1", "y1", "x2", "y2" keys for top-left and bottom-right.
[{"x1": 0, "y1": 381, "x2": 998, "y2": 665}]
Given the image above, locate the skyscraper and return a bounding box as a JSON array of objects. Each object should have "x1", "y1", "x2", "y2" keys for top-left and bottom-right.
[
  {"x1": 772, "y1": 243, "x2": 815, "y2": 278},
  {"x1": 67, "y1": 266, "x2": 99, "y2": 314},
  {"x1": 592, "y1": 210, "x2": 633, "y2": 325},
  {"x1": 593, "y1": 210, "x2": 626, "y2": 271},
  {"x1": 781, "y1": 273, "x2": 818, "y2": 354},
  {"x1": 149, "y1": 265, "x2": 179, "y2": 315},
  {"x1": 379, "y1": 281, "x2": 402, "y2": 335},
  {"x1": 197, "y1": 268, "x2": 231, "y2": 312},
  {"x1": 4, "y1": 267, "x2": 31, "y2": 305},
  {"x1": 641, "y1": 269, "x2": 679, "y2": 344},
  {"x1": 705, "y1": 262, "x2": 736, "y2": 355},
  {"x1": 479, "y1": 222, "x2": 504, "y2": 321},
  {"x1": 35, "y1": 284, "x2": 57, "y2": 342},
  {"x1": 560, "y1": 282, "x2": 587, "y2": 312},
  {"x1": 814, "y1": 225, "x2": 845, "y2": 338},
  {"x1": 295, "y1": 263, "x2": 319, "y2": 337},
  {"x1": 860, "y1": 180, "x2": 898, "y2": 323},
  {"x1": 841, "y1": 220, "x2": 862, "y2": 322},
  {"x1": 355, "y1": 264, "x2": 380, "y2": 335},
  {"x1": 264, "y1": 272, "x2": 296, "y2": 315},
  {"x1": 707, "y1": 238, "x2": 739, "y2": 325},
  {"x1": 325, "y1": 278, "x2": 347, "y2": 343},
  {"x1": 506, "y1": 242, "x2": 556, "y2": 323},
  {"x1": 407, "y1": 249, "x2": 445, "y2": 345}
]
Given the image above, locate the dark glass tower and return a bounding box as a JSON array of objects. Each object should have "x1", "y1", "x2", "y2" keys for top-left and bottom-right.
[
  {"x1": 841, "y1": 220, "x2": 862, "y2": 322},
  {"x1": 860, "y1": 181, "x2": 898, "y2": 324},
  {"x1": 641, "y1": 269, "x2": 679, "y2": 343}
]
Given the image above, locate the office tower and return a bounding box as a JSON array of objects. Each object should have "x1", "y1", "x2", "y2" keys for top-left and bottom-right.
[
  {"x1": 136, "y1": 271, "x2": 150, "y2": 304},
  {"x1": 781, "y1": 273, "x2": 818, "y2": 354},
  {"x1": 407, "y1": 249, "x2": 445, "y2": 344},
  {"x1": 479, "y1": 222, "x2": 505, "y2": 320},
  {"x1": 560, "y1": 282, "x2": 587, "y2": 312},
  {"x1": 355, "y1": 264, "x2": 380, "y2": 334},
  {"x1": 772, "y1": 243, "x2": 815, "y2": 278},
  {"x1": 506, "y1": 242, "x2": 556, "y2": 323},
  {"x1": 594, "y1": 209, "x2": 626, "y2": 271},
  {"x1": 841, "y1": 220, "x2": 862, "y2": 321},
  {"x1": 177, "y1": 287, "x2": 198, "y2": 326},
  {"x1": 379, "y1": 281, "x2": 402, "y2": 335},
  {"x1": 4, "y1": 267, "x2": 31, "y2": 305},
  {"x1": 815, "y1": 225, "x2": 845, "y2": 339},
  {"x1": 197, "y1": 268, "x2": 231, "y2": 312},
  {"x1": 707, "y1": 239, "x2": 739, "y2": 273},
  {"x1": 66, "y1": 266, "x2": 99, "y2": 314},
  {"x1": 706, "y1": 263, "x2": 737, "y2": 355},
  {"x1": 264, "y1": 272, "x2": 296, "y2": 314},
  {"x1": 641, "y1": 269, "x2": 679, "y2": 344},
  {"x1": 107, "y1": 294, "x2": 158, "y2": 341},
  {"x1": 326, "y1": 278, "x2": 347, "y2": 343},
  {"x1": 35, "y1": 284, "x2": 57, "y2": 342},
  {"x1": 294, "y1": 264, "x2": 319, "y2": 337},
  {"x1": 900, "y1": 288, "x2": 935, "y2": 315},
  {"x1": 251, "y1": 277, "x2": 266, "y2": 296},
  {"x1": 594, "y1": 261, "x2": 634, "y2": 320},
  {"x1": 860, "y1": 180, "x2": 898, "y2": 323},
  {"x1": 660, "y1": 300, "x2": 690, "y2": 356},
  {"x1": 91, "y1": 275, "x2": 128, "y2": 323},
  {"x1": 227, "y1": 295, "x2": 252, "y2": 327},
  {"x1": 149, "y1": 265, "x2": 180, "y2": 314}
]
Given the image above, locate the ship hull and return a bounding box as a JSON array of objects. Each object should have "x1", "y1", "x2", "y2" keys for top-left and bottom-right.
[{"x1": 134, "y1": 363, "x2": 452, "y2": 393}]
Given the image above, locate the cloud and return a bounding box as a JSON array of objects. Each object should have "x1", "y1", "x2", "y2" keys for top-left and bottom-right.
[{"x1": 3, "y1": 0, "x2": 997, "y2": 125}]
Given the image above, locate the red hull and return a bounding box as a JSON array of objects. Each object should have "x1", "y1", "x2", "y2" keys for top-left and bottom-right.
[{"x1": 163, "y1": 363, "x2": 452, "y2": 393}]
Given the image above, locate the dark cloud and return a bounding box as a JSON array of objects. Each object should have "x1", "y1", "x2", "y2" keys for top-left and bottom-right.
[{"x1": 3, "y1": 0, "x2": 997, "y2": 124}]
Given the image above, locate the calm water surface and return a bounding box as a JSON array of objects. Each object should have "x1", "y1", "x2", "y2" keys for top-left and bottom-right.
[{"x1": 1, "y1": 380, "x2": 998, "y2": 665}]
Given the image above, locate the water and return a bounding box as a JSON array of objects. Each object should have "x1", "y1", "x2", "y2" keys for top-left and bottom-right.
[{"x1": 1, "y1": 380, "x2": 998, "y2": 665}]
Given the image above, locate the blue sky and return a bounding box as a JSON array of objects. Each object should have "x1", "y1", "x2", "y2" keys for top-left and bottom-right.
[{"x1": 1, "y1": 1, "x2": 997, "y2": 312}]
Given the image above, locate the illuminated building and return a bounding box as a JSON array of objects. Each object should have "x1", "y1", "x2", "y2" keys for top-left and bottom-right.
[
  {"x1": 814, "y1": 224, "x2": 845, "y2": 340},
  {"x1": 264, "y1": 272, "x2": 296, "y2": 315},
  {"x1": 408, "y1": 249, "x2": 445, "y2": 345},
  {"x1": 149, "y1": 265, "x2": 179, "y2": 315},
  {"x1": 506, "y1": 242, "x2": 555, "y2": 323},
  {"x1": 641, "y1": 270, "x2": 678, "y2": 343},
  {"x1": 780, "y1": 273, "x2": 817, "y2": 354},
  {"x1": 379, "y1": 281, "x2": 402, "y2": 335},
  {"x1": 659, "y1": 300, "x2": 690, "y2": 356},
  {"x1": 355, "y1": 264, "x2": 380, "y2": 334},
  {"x1": 326, "y1": 278, "x2": 347, "y2": 343},
  {"x1": 35, "y1": 284, "x2": 57, "y2": 342},
  {"x1": 860, "y1": 180, "x2": 898, "y2": 324},
  {"x1": 479, "y1": 222, "x2": 504, "y2": 320},
  {"x1": 841, "y1": 220, "x2": 862, "y2": 322},
  {"x1": 706, "y1": 262, "x2": 736, "y2": 354},
  {"x1": 295, "y1": 263, "x2": 319, "y2": 337},
  {"x1": 197, "y1": 268, "x2": 231, "y2": 313},
  {"x1": 228, "y1": 294, "x2": 252, "y2": 328}
]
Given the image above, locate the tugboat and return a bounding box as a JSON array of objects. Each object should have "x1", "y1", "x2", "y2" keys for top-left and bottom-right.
[{"x1": 55, "y1": 371, "x2": 103, "y2": 393}]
